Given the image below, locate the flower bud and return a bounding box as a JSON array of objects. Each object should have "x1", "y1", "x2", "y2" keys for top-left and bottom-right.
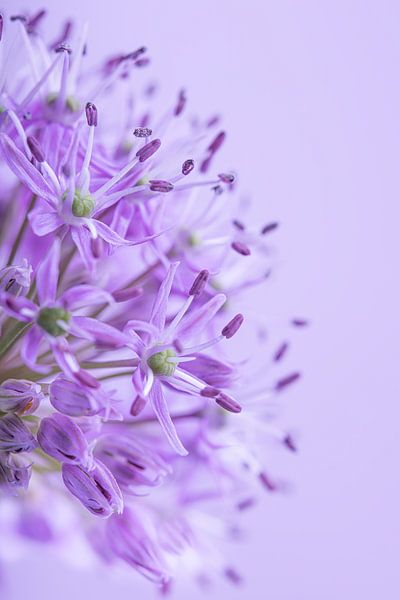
[
  {"x1": 37, "y1": 413, "x2": 91, "y2": 467},
  {"x1": 0, "y1": 414, "x2": 38, "y2": 453},
  {"x1": 50, "y1": 376, "x2": 109, "y2": 417},
  {"x1": 0, "y1": 452, "x2": 32, "y2": 495},
  {"x1": 0, "y1": 379, "x2": 44, "y2": 415},
  {"x1": 62, "y1": 460, "x2": 123, "y2": 517},
  {"x1": 0, "y1": 261, "x2": 32, "y2": 296}
]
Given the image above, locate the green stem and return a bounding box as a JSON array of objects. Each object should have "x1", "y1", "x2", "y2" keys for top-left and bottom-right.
[
  {"x1": 0, "y1": 320, "x2": 32, "y2": 361},
  {"x1": 7, "y1": 195, "x2": 37, "y2": 266}
]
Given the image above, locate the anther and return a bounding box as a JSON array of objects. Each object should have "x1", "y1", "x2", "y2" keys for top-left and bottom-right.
[
  {"x1": 27, "y1": 136, "x2": 45, "y2": 163},
  {"x1": 149, "y1": 180, "x2": 173, "y2": 193},
  {"x1": 221, "y1": 314, "x2": 244, "y2": 339},
  {"x1": 136, "y1": 138, "x2": 161, "y2": 162},
  {"x1": 182, "y1": 159, "x2": 195, "y2": 176},
  {"x1": 133, "y1": 127, "x2": 152, "y2": 138},
  {"x1": 189, "y1": 270, "x2": 209, "y2": 296},
  {"x1": 85, "y1": 102, "x2": 98, "y2": 126},
  {"x1": 231, "y1": 241, "x2": 251, "y2": 256}
]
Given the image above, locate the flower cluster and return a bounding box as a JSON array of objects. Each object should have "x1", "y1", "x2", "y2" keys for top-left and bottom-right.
[{"x1": 0, "y1": 10, "x2": 305, "y2": 591}]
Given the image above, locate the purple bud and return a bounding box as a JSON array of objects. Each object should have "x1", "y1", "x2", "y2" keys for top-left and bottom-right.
[
  {"x1": 207, "y1": 131, "x2": 226, "y2": 154},
  {"x1": 200, "y1": 386, "x2": 220, "y2": 398},
  {"x1": 37, "y1": 413, "x2": 91, "y2": 466},
  {"x1": 218, "y1": 173, "x2": 235, "y2": 184},
  {"x1": 189, "y1": 269, "x2": 209, "y2": 296},
  {"x1": 221, "y1": 314, "x2": 244, "y2": 339},
  {"x1": 85, "y1": 102, "x2": 98, "y2": 126},
  {"x1": 55, "y1": 43, "x2": 72, "y2": 54},
  {"x1": 74, "y1": 369, "x2": 100, "y2": 389},
  {"x1": 215, "y1": 393, "x2": 242, "y2": 414},
  {"x1": 0, "y1": 453, "x2": 31, "y2": 495},
  {"x1": 0, "y1": 379, "x2": 44, "y2": 414},
  {"x1": 261, "y1": 221, "x2": 279, "y2": 235},
  {"x1": 182, "y1": 159, "x2": 195, "y2": 176},
  {"x1": 231, "y1": 241, "x2": 251, "y2": 256},
  {"x1": 149, "y1": 180, "x2": 174, "y2": 193},
  {"x1": 27, "y1": 136, "x2": 45, "y2": 163},
  {"x1": 136, "y1": 138, "x2": 161, "y2": 162},
  {"x1": 275, "y1": 372, "x2": 301, "y2": 391},
  {"x1": 133, "y1": 127, "x2": 152, "y2": 138},
  {"x1": 273, "y1": 341, "x2": 289, "y2": 362},
  {"x1": 0, "y1": 414, "x2": 37, "y2": 453},
  {"x1": 50, "y1": 376, "x2": 108, "y2": 417},
  {"x1": 62, "y1": 460, "x2": 123, "y2": 517},
  {"x1": 174, "y1": 89, "x2": 186, "y2": 116}
]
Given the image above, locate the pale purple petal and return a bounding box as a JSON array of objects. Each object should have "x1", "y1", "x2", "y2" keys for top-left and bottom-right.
[
  {"x1": 21, "y1": 327, "x2": 48, "y2": 373},
  {"x1": 150, "y1": 262, "x2": 179, "y2": 331},
  {"x1": 148, "y1": 379, "x2": 188, "y2": 456},
  {"x1": 28, "y1": 206, "x2": 62, "y2": 237},
  {"x1": 36, "y1": 238, "x2": 61, "y2": 304},
  {"x1": 61, "y1": 285, "x2": 114, "y2": 311}
]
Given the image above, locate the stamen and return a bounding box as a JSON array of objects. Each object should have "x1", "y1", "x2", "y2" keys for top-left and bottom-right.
[
  {"x1": 258, "y1": 471, "x2": 277, "y2": 492},
  {"x1": 133, "y1": 127, "x2": 152, "y2": 138},
  {"x1": 130, "y1": 395, "x2": 146, "y2": 416},
  {"x1": 27, "y1": 136, "x2": 45, "y2": 163},
  {"x1": 208, "y1": 130, "x2": 226, "y2": 154},
  {"x1": 174, "y1": 89, "x2": 186, "y2": 116},
  {"x1": 189, "y1": 269, "x2": 209, "y2": 296},
  {"x1": 221, "y1": 314, "x2": 244, "y2": 339},
  {"x1": 50, "y1": 20, "x2": 73, "y2": 51},
  {"x1": 200, "y1": 386, "x2": 220, "y2": 398},
  {"x1": 273, "y1": 341, "x2": 288, "y2": 362},
  {"x1": 0, "y1": 14, "x2": 3, "y2": 41},
  {"x1": 218, "y1": 173, "x2": 235, "y2": 184},
  {"x1": 149, "y1": 180, "x2": 174, "y2": 193},
  {"x1": 55, "y1": 43, "x2": 72, "y2": 54},
  {"x1": 231, "y1": 241, "x2": 251, "y2": 256},
  {"x1": 275, "y1": 372, "x2": 301, "y2": 391},
  {"x1": 215, "y1": 393, "x2": 242, "y2": 413},
  {"x1": 232, "y1": 219, "x2": 245, "y2": 231},
  {"x1": 10, "y1": 15, "x2": 27, "y2": 23},
  {"x1": 261, "y1": 221, "x2": 279, "y2": 235},
  {"x1": 283, "y1": 434, "x2": 297, "y2": 452},
  {"x1": 182, "y1": 159, "x2": 194, "y2": 176},
  {"x1": 291, "y1": 318, "x2": 308, "y2": 327},
  {"x1": 85, "y1": 102, "x2": 98, "y2": 126},
  {"x1": 136, "y1": 138, "x2": 161, "y2": 162},
  {"x1": 112, "y1": 286, "x2": 143, "y2": 302},
  {"x1": 26, "y1": 10, "x2": 46, "y2": 34}
]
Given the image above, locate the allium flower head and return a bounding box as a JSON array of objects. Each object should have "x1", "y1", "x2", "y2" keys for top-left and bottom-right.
[{"x1": 0, "y1": 8, "x2": 305, "y2": 591}]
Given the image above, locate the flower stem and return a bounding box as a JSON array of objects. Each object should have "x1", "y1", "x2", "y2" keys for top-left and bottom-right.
[{"x1": 6, "y1": 195, "x2": 37, "y2": 266}]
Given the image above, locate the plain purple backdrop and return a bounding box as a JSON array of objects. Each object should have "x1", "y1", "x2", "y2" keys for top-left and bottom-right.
[{"x1": 2, "y1": 1, "x2": 399, "y2": 598}]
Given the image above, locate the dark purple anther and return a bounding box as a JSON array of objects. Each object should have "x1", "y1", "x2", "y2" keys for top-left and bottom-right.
[
  {"x1": 215, "y1": 393, "x2": 242, "y2": 414},
  {"x1": 261, "y1": 222, "x2": 279, "y2": 235},
  {"x1": 221, "y1": 314, "x2": 244, "y2": 339},
  {"x1": 291, "y1": 318, "x2": 309, "y2": 327},
  {"x1": 133, "y1": 127, "x2": 152, "y2": 138},
  {"x1": 10, "y1": 15, "x2": 27, "y2": 23},
  {"x1": 50, "y1": 20, "x2": 72, "y2": 51},
  {"x1": 224, "y1": 568, "x2": 243, "y2": 586},
  {"x1": 283, "y1": 434, "x2": 297, "y2": 452},
  {"x1": 218, "y1": 173, "x2": 235, "y2": 184},
  {"x1": 125, "y1": 46, "x2": 146, "y2": 61},
  {"x1": 231, "y1": 241, "x2": 251, "y2": 256},
  {"x1": 27, "y1": 9, "x2": 46, "y2": 33},
  {"x1": 0, "y1": 14, "x2": 4, "y2": 41},
  {"x1": 27, "y1": 136, "x2": 45, "y2": 163},
  {"x1": 130, "y1": 395, "x2": 146, "y2": 417},
  {"x1": 275, "y1": 372, "x2": 301, "y2": 391},
  {"x1": 273, "y1": 341, "x2": 288, "y2": 362},
  {"x1": 55, "y1": 43, "x2": 72, "y2": 54},
  {"x1": 113, "y1": 286, "x2": 143, "y2": 302},
  {"x1": 136, "y1": 138, "x2": 161, "y2": 162},
  {"x1": 75, "y1": 369, "x2": 100, "y2": 389},
  {"x1": 237, "y1": 497, "x2": 256, "y2": 511},
  {"x1": 189, "y1": 269, "x2": 209, "y2": 296},
  {"x1": 135, "y1": 58, "x2": 149, "y2": 67},
  {"x1": 259, "y1": 471, "x2": 277, "y2": 492},
  {"x1": 182, "y1": 159, "x2": 195, "y2": 176},
  {"x1": 200, "y1": 386, "x2": 220, "y2": 398},
  {"x1": 174, "y1": 89, "x2": 186, "y2": 116},
  {"x1": 85, "y1": 102, "x2": 98, "y2": 126},
  {"x1": 207, "y1": 131, "x2": 226, "y2": 154},
  {"x1": 149, "y1": 180, "x2": 174, "y2": 193},
  {"x1": 232, "y1": 219, "x2": 245, "y2": 231}
]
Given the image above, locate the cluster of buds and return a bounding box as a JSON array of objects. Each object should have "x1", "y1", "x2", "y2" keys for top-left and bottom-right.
[{"x1": 0, "y1": 9, "x2": 305, "y2": 591}]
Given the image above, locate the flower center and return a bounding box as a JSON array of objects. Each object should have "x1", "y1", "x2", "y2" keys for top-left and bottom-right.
[
  {"x1": 47, "y1": 93, "x2": 79, "y2": 113},
  {"x1": 37, "y1": 307, "x2": 71, "y2": 337},
  {"x1": 72, "y1": 190, "x2": 95, "y2": 217},
  {"x1": 147, "y1": 349, "x2": 176, "y2": 376}
]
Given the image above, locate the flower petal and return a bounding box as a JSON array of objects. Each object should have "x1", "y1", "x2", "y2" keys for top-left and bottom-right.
[
  {"x1": 21, "y1": 327, "x2": 49, "y2": 373},
  {"x1": 70, "y1": 316, "x2": 128, "y2": 349},
  {"x1": 61, "y1": 285, "x2": 114, "y2": 311},
  {"x1": 175, "y1": 293, "x2": 226, "y2": 343},
  {"x1": 148, "y1": 379, "x2": 188, "y2": 456},
  {"x1": 28, "y1": 206, "x2": 62, "y2": 237},
  {"x1": 150, "y1": 262, "x2": 179, "y2": 332},
  {"x1": 0, "y1": 134, "x2": 57, "y2": 207},
  {"x1": 0, "y1": 293, "x2": 37, "y2": 322}
]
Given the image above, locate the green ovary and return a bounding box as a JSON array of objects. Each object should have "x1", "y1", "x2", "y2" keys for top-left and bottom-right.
[
  {"x1": 47, "y1": 93, "x2": 79, "y2": 113},
  {"x1": 147, "y1": 349, "x2": 177, "y2": 376},
  {"x1": 72, "y1": 190, "x2": 95, "y2": 217},
  {"x1": 37, "y1": 307, "x2": 71, "y2": 337}
]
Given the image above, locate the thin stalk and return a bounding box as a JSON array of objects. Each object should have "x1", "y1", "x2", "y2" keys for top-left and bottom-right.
[{"x1": 7, "y1": 195, "x2": 37, "y2": 266}]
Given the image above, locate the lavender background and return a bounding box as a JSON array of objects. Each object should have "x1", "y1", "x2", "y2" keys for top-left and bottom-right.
[{"x1": 2, "y1": 0, "x2": 399, "y2": 598}]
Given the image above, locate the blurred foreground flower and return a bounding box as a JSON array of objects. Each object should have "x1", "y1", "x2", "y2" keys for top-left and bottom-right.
[{"x1": 0, "y1": 9, "x2": 306, "y2": 592}]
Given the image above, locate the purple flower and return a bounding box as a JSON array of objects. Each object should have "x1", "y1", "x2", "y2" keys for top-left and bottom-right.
[
  {"x1": 49, "y1": 375, "x2": 117, "y2": 418},
  {"x1": 37, "y1": 413, "x2": 91, "y2": 467},
  {"x1": 62, "y1": 460, "x2": 123, "y2": 517},
  {"x1": 0, "y1": 414, "x2": 37, "y2": 453},
  {"x1": 0, "y1": 379, "x2": 44, "y2": 414}
]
